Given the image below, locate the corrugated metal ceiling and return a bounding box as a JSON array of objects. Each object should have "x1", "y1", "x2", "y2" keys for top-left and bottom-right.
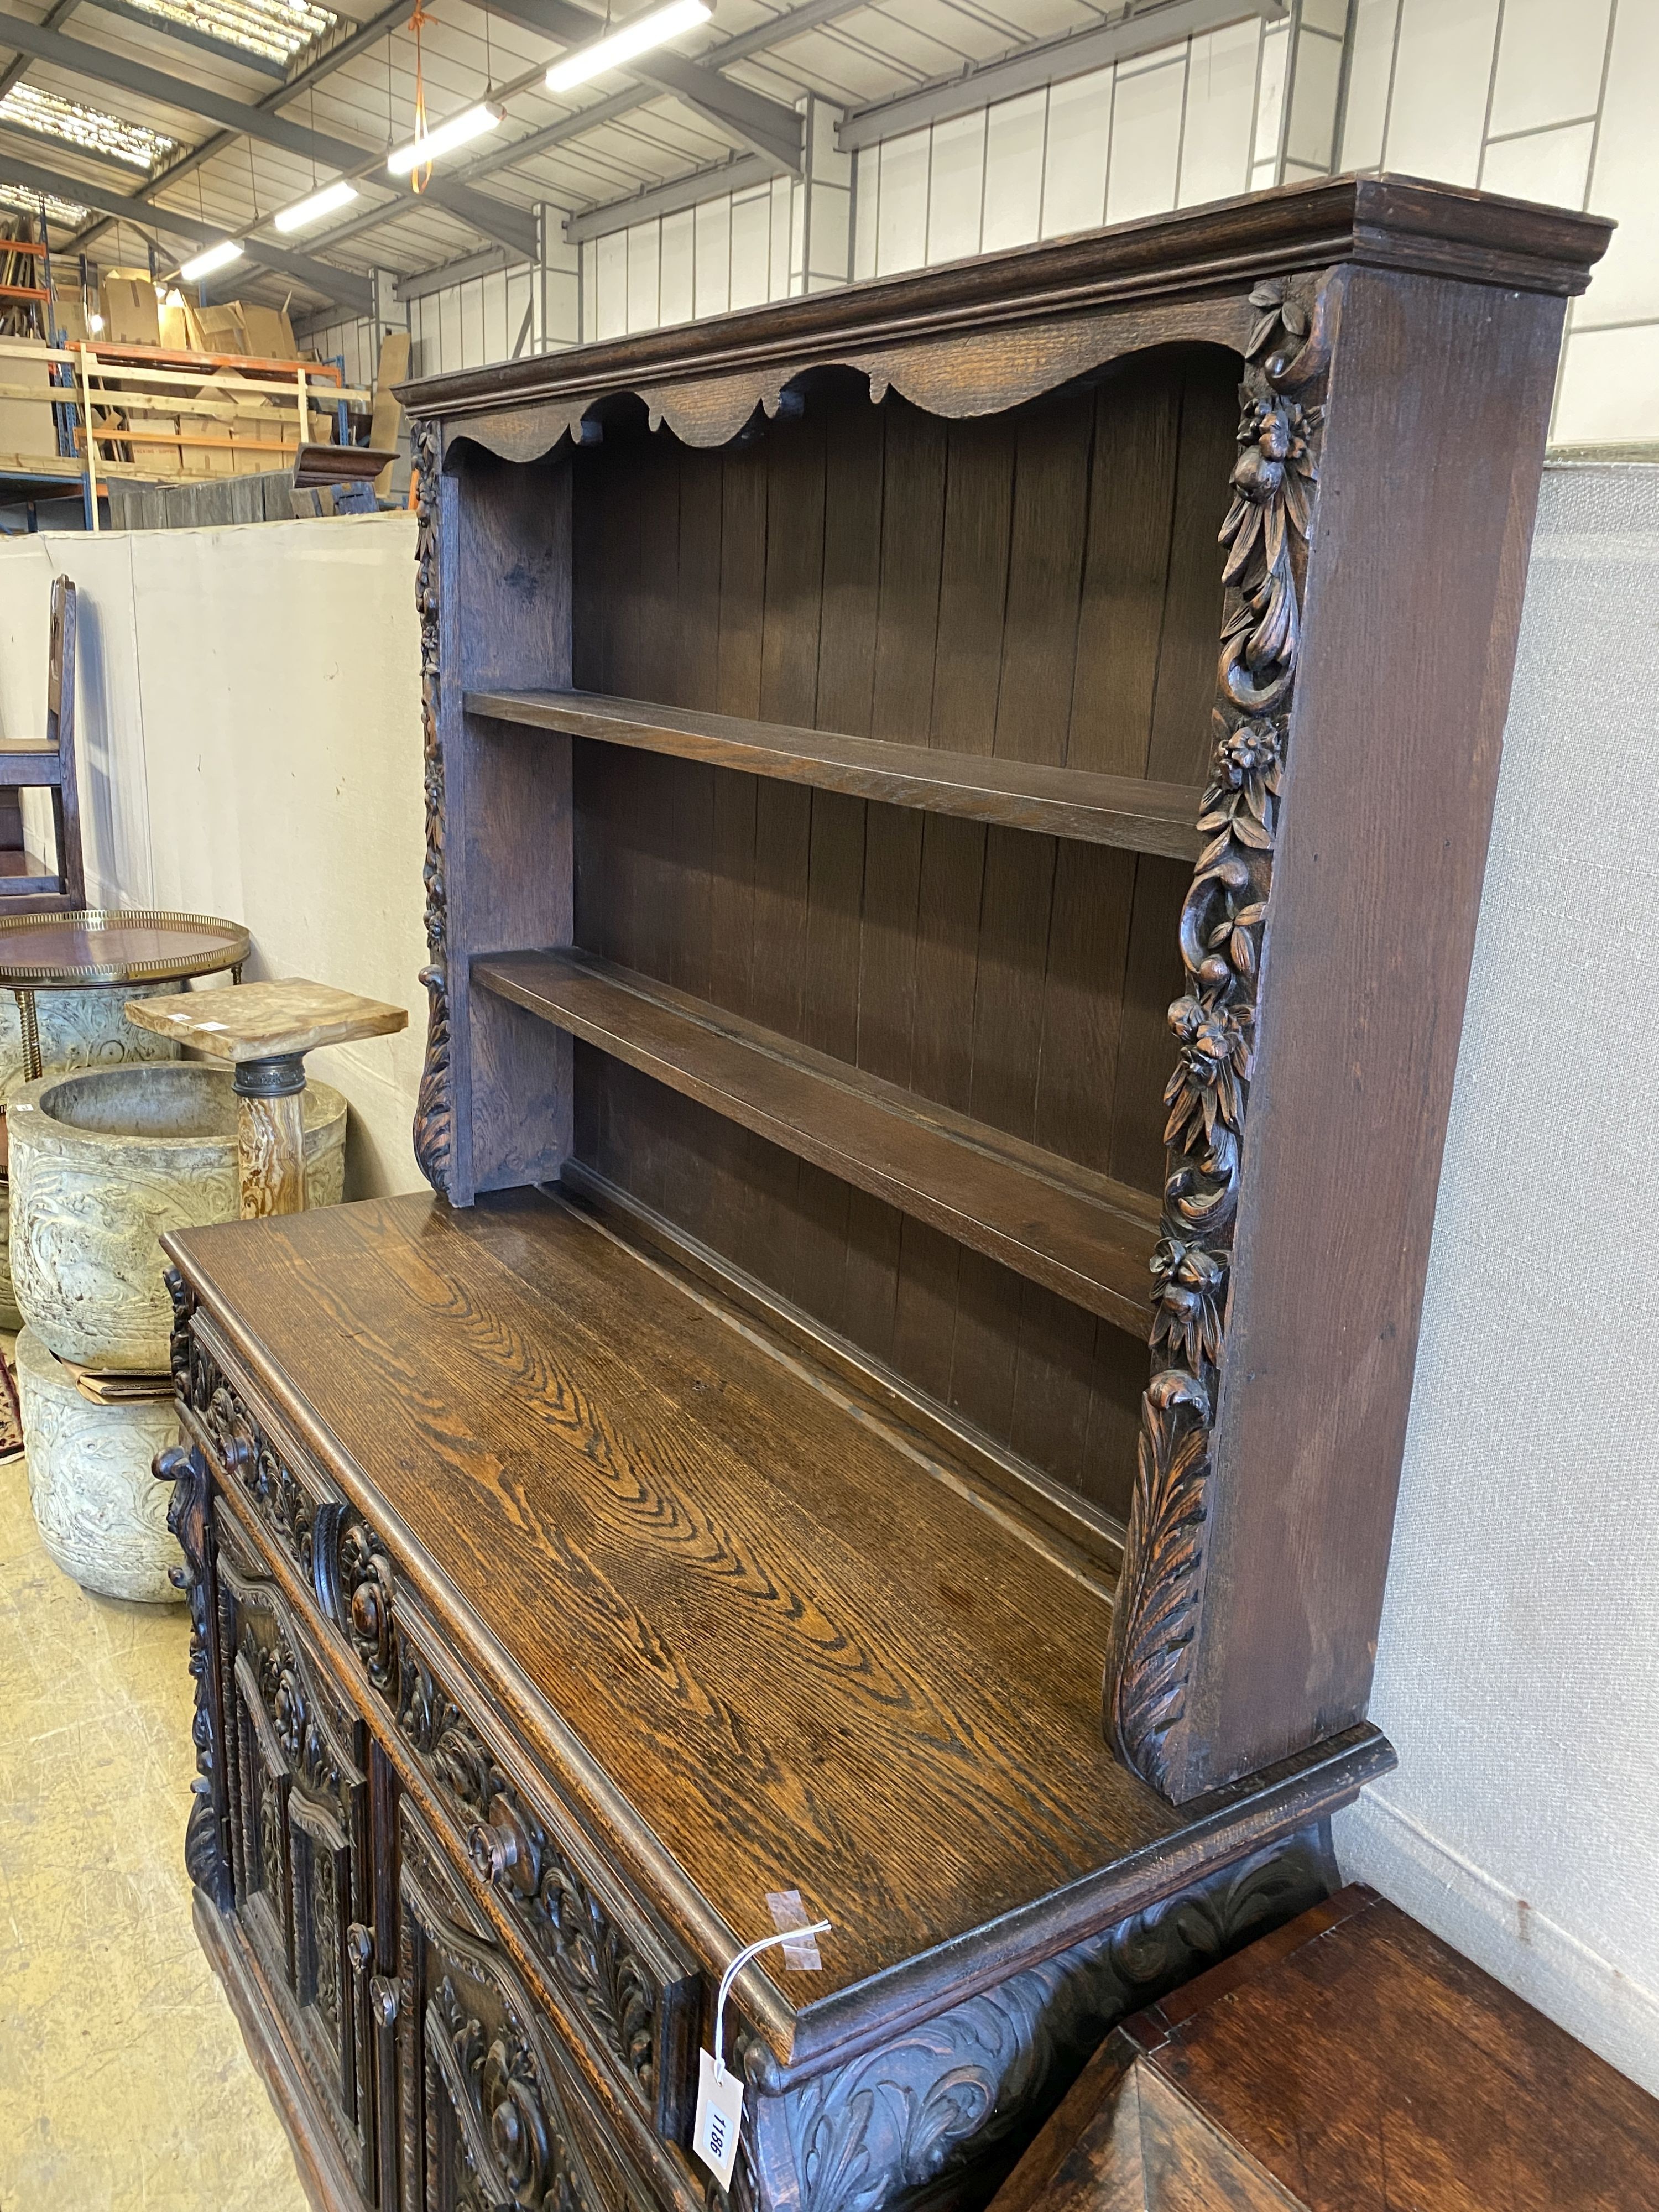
[{"x1": 0, "y1": 0, "x2": 1121, "y2": 312}]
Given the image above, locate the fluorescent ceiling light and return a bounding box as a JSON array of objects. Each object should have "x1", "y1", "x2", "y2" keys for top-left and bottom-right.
[
  {"x1": 274, "y1": 178, "x2": 359, "y2": 232},
  {"x1": 546, "y1": 0, "x2": 712, "y2": 93},
  {"x1": 387, "y1": 102, "x2": 502, "y2": 176},
  {"x1": 179, "y1": 239, "x2": 244, "y2": 283}
]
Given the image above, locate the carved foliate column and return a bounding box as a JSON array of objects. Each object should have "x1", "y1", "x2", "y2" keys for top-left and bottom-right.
[
  {"x1": 155, "y1": 1439, "x2": 234, "y2": 1910},
  {"x1": 411, "y1": 415, "x2": 453, "y2": 1197},
  {"x1": 1103, "y1": 275, "x2": 1336, "y2": 1801}
]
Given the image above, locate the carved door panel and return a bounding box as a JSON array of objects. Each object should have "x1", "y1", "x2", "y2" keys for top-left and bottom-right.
[
  {"x1": 398, "y1": 1806, "x2": 658, "y2": 2212},
  {"x1": 216, "y1": 1527, "x2": 377, "y2": 2200}
]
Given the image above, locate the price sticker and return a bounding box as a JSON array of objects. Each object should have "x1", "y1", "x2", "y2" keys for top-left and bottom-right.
[{"x1": 692, "y1": 1908, "x2": 832, "y2": 2190}]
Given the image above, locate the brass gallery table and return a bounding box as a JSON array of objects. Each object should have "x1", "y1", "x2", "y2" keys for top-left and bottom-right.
[{"x1": 0, "y1": 907, "x2": 251, "y2": 1081}]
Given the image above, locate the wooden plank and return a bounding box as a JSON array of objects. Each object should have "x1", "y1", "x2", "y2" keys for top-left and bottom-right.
[
  {"x1": 816, "y1": 395, "x2": 884, "y2": 737},
  {"x1": 994, "y1": 393, "x2": 1093, "y2": 766},
  {"x1": 1068, "y1": 364, "x2": 1182, "y2": 777},
  {"x1": 932, "y1": 414, "x2": 1014, "y2": 757},
  {"x1": 870, "y1": 400, "x2": 946, "y2": 742},
  {"x1": 467, "y1": 690, "x2": 1204, "y2": 862},
  {"x1": 475, "y1": 948, "x2": 1159, "y2": 1335}
]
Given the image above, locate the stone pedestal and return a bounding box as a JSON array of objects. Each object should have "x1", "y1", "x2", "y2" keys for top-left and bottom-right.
[
  {"x1": 8, "y1": 1061, "x2": 346, "y2": 1371},
  {"x1": 15, "y1": 1324, "x2": 182, "y2": 1603},
  {"x1": 0, "y1": 982, "x2": 182, "y2": 1328}
]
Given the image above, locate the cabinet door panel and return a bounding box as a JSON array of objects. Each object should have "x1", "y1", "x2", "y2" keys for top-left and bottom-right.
[
  {"x1": 216, "y1": 1528, "x2": 378, "y2": 2199},
  {"x1": 398, "y1": 1807, "x2": 664, "y2": 2212}
]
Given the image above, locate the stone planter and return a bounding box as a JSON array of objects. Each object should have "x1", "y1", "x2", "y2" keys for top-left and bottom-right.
[
  {"x1": 15, "y1": 1323, "x2": 182, "y2": 1603},
  {"x1": 8, "y1": 1061, "x2": 346, "y2": 1370},
  {"x1": 0, "y1": 982, "x2": 183, "y2": 1330}
]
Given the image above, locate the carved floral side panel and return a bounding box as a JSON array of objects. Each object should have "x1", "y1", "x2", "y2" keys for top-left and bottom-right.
[
  {"x1": 1104, "y1": 275, "x2": 1337, "y2": 1803},
  {"x1": 412, "y1": 416, "x2": 453, "y2": 1195}
]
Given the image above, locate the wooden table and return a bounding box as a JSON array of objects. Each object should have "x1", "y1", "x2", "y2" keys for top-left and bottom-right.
[
  {"x1": 990, "y1": 1885, "x2": 1659, "y2": 2211},
  {"x1": 0, "y1": 907, "x2": 250, "y2": 1081},
  {"x1": 125, "y1": 977, "x2": 405, "y2": 1216}
]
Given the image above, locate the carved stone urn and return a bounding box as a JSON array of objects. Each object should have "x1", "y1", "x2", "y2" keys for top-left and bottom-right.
[
  {"x1": 0, "y1": 982, "x2": 184, "y2": 1329},
  {"x1": 14, "y1": 1323, "x2": 183, "y2": 1602},
  {"x1": 7, "y1": 1061, "x2": 346, "y2": 1370}
]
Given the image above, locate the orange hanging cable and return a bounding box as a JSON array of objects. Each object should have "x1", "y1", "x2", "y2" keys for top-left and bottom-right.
[{"x1": 408, "y1": 2, "x2": 433, "y2": 194}]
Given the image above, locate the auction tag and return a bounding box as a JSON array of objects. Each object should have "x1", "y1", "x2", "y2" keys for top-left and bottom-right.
[{"x1": 693, "y1": 2048, "x2": 745, "y2": 2193}]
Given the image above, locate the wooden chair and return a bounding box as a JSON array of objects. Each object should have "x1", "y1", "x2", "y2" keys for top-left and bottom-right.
[{"x1": 0, "y1": 573, "x2": 85, "y2": 914}]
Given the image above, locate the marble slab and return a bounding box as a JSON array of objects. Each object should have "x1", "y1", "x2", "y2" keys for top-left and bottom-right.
[{"x1": 124, "y1": 977, "x2": 408, "y2": 1062}]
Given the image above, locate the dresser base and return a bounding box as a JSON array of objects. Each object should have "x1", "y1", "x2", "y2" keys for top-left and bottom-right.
[{"x1": 197, "y1": 1891, "x2": 361, "y2": 2212}]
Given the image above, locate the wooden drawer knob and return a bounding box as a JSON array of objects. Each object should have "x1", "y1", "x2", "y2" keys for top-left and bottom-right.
[{"x1": 467, "y1": 1794, "x2": 539, "y2": 1896}]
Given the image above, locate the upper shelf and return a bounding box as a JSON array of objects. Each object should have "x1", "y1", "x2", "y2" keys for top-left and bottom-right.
[
  {"x1": 467, "y1": 690, "x2": 1204, "y2": 861},
  {"x1": 473, "y1": 948, "x2": 1160, "y2": 1338}
]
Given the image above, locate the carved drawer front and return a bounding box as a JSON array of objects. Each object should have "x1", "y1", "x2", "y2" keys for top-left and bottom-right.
[
  {"x1": 332, "y1": 1521, "x2": 700, "y2": 2149},
  {"x1": 398, "y1": 1804, "x2": 674, "y2": 2212},
  {"x1": 183, "y1": 1328, "x2": 700, "y2": 2150},
  {"x1": 215, "y1": 1513, "x2": 378, "y2": 2201}
]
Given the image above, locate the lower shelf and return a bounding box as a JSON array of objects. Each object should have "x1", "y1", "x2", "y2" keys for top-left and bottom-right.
[{"x1": 473, "y1": 947, "x2": 1160, "y2": 1337}]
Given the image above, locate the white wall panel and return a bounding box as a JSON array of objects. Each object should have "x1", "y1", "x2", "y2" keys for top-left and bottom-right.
[
  {"x1": 437, "y1": 285, "x2": 462, "y2": 377},
  {"x1": 660, "y1": 206, "x2": 695, "y2": 328},
  {"x1": 482, "y1": 268, "x2": 508, "y2": 367},
  {"x1": 926, "y1": 108, "x2": 987, "y2": 264},
  {"x1": 769, "y1": 175, "x2": 792, "y2": 300},
  {"x1": 694, "y1": 196, "x2": 732, "y2": 319},
  {"x1": 1105, "y1": 55, "x2": 1185, "y2": 226},
  {"x1": 980, "y1": 90, "x2": 1046, "y2": 253},
  {"x1": 457, "y1": 280, "x2": 482, "y2": 371},
  {"x1": 1479, "y1": 119, "x2": 1595, "y2": 212},
  {"x1": 729, "y1": 185, "x2": 771, "y2": 308},
  {"x1": 596, "y1": 229, "x2": 627, "y2": 339},
  {"x1": 1040, "y1": 66, "x2": 1110, "y2": 239},
  {"x1": 1179, "y1": 18, "x2": 1262, "y2": 206},
  {"x1": 1383, "y1": 0, "x2": 1500, "y2": 187},
  {"x1": 1340, "y1": 0, "x2": 1399, "y2": 170},
  {"x1": 1580, "y1": 0, "x2": 1659, "y2": 330},
  {"x1": 852, "y1": 146, "x2": 878, "y2": 279},
  {"x1": 627, "y1": 221, "x2": 661, "y2": 333},
  {"x1": 1488, "y1": 0, "x2": 1611, "y2": 138},
  {"x1": 875, "y1": 126, "x2": 930, "y2": 274},
  {"x1": 1554, "y1": 323, "x2": 1659, "y2": 445}
]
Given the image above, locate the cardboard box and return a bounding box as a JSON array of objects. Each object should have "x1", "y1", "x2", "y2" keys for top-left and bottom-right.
[
  {"x1": 53, "y1": 296, "x2": 91, "y2": 345},
  {"x1": 100, "y1": 270, "x2": 160, "y2": 348},
  {"x1": 190, "y1": 301, "x2": 299, "y2": 362},
  {"x1": 238, "y1": 302, "x2": 297, "y2": 361},
  {"x1": 158, "y1": 296, "x2": 191, "y2": 351},
  {"x1": 0, "y1": 337, "x2": 58, "y2": 462}
]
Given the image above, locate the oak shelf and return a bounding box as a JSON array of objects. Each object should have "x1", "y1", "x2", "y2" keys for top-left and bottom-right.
[
  {"x1": 473, "y1": 947, "x2": 1160, "y2": 1337},
  {"x1": 465, "y1": 688, "x2": 1206, "y2": 860}
]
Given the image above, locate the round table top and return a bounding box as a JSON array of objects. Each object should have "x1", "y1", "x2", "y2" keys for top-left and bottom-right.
[{"x1": 0, "y1": 908, "x2": 251, "y2": 988}]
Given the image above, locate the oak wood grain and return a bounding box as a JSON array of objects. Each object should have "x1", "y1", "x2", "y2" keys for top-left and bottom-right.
[
  {"x1": 473, "y1": 947, "x2": 1160, "y2": 1334},
  {"x1": 465, "y1": 690, "x2": 1206, "y2": 861}
]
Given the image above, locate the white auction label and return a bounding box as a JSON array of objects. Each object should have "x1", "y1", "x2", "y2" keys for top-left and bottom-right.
[{"x1": 692, "y1": 2047, "x2": 745, "y2": 2192}]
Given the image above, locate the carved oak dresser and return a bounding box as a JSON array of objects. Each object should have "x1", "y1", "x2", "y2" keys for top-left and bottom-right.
[{"x1": 157, "y1": 176, "x2": 1608, "y2": 2212}]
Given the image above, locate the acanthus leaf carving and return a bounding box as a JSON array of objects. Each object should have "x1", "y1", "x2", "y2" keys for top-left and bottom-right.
[
  {"x1": 154, "y1": 1439, "x2": 233, "y2": 1911},
  {"x1": 744, "y1": 1830, "x2": 1334, "y2": 2212},
  {"x1": 1103, "y1": 272, "x2": 1337, "y2": 1800},
  {"x1": 412, "y1": 414, "x2": 453, "y2": 1197}
]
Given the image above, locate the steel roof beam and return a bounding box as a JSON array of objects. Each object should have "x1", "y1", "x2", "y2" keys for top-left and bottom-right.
[
  {"x1": 487, "y1": 0, "x2": 804, "y2": 170},
  {"x1": 0, "y1": 5, "x2": 538, "y2": 258},
  {"x1": 0, "y1": 144, "x2": 373, "y2": 307}
]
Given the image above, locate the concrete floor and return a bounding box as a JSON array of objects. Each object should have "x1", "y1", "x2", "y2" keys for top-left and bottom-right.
[{"x1": 0, "y1": 1443, "x2": 310, "y2": 2211}]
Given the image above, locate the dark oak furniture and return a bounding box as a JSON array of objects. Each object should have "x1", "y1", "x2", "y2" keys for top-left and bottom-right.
[
  {"x1": 158, "y1": 175, "x2": 1608, "y2": 2212},
  {"x1": 989, "y1": 1885, "x2": 1659, "y2": 2211}
]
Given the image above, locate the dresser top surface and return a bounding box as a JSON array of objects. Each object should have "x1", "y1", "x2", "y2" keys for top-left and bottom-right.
[
  {"x1": 173, "y1": 1189, "x2": 1386, "y2": 2044},
  {"x1": 176, "y1": 1188, "x2": 1163, "y2": 1985}
]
